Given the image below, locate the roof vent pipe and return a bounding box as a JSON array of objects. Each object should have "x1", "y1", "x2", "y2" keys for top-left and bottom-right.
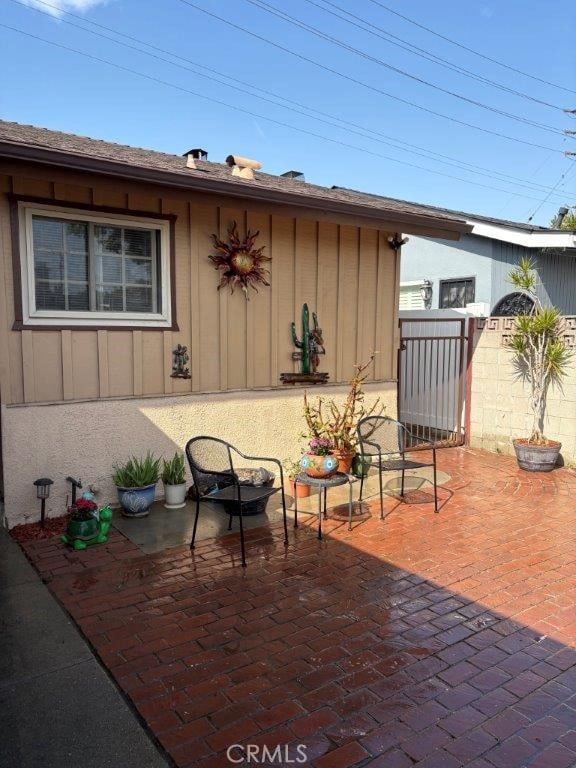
[
  {"x1": 226, "y1": 154, "x2": 262, "y2": 180},
  {"x1": 553, "y1": 206, "x2": 569, "y2": 228},
  {"x1": 183, "y1": 148, "x2": 208, "y2": 160},
  {"x1": 281, "y1": 170, "x2": 305, "y2": 181}
]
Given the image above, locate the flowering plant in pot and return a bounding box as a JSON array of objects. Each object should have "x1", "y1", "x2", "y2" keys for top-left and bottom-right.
[
  {"x1": 112, "y1": 453, "x2": 160, "y2": 517},
  {"x1": 300, "y1": 437, "x2": 338, "y2": 478},
  {"x1": 283, "y1": 458, "x2": 311, "y2": 497},
  {"x1": 162, "y1": 452, "x2": 187, "y2": 509},
  {"x1": 62, "y1": 494, "x2": 113, "y2": 550},
  {"x1": 66, "y1": 496, "x2": 99, "y2": 540},
  {"x1": 303, "y1": 356, "x2": 384, "y2": 473},
  {"x1": 507, "y1": 258, "x2": 571, "y2": 471}
]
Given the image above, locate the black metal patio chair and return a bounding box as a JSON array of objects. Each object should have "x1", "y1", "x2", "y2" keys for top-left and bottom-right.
[
  {"x1": 184, "y1": 436, "x2": 288, "y2": 567},
  {"x1": 356, "y1": 416, "x2": 438, "y2": 517}
]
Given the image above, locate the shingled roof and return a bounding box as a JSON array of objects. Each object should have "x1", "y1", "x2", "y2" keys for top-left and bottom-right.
[
  {"x1": 331, "y1": 186, "x2": 569, "y2": 234},
  {"x1": 0, "y1": 120, "x2": 471, "y2": 237}
]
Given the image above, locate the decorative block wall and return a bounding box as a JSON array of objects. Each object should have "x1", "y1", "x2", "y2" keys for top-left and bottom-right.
[{"x1": 469, "y1": 317, "x2": 576, "y2": 463}]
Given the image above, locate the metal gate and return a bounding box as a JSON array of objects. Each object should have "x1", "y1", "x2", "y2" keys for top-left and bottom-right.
[{"x1": 398, "y1": 316, "x2": 470, "y2": 447}]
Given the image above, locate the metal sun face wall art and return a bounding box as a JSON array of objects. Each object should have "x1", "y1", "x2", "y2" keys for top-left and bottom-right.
[{"x1": 209, "y1": 221, "x2": 271, "y2": 299}]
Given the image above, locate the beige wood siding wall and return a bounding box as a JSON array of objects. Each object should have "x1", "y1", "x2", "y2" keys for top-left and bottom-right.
[{"x1": 0, "y1": 168, "x2": 399, "y2": 406}]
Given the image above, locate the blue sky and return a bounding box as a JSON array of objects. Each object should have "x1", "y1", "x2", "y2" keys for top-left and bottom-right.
[{"x1": 1, "y1": 0, "x2": 575, "y2": 225}]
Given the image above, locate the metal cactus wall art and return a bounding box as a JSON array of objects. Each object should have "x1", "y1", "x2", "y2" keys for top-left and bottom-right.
[{"x1": 281, "y1": 303, "x2": 329, "y2": 384}]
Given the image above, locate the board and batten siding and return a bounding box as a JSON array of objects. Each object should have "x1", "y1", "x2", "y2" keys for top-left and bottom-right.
[
  {"x1": 0, "y1": 170, "x2": 399, "y2": 406},
  {"x1": 491, "y1": 240, "x2": 576, "y2": 315}
]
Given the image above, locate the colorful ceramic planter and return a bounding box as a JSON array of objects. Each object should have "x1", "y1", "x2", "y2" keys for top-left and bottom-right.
[{"x1": 300, "y1": 453, "x2": 338, "y2": 479}]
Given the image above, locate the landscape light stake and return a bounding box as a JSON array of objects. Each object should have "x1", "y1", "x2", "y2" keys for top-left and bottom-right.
[{"x1": 33, "y1": 478, "x2": 54, "y2": 528}]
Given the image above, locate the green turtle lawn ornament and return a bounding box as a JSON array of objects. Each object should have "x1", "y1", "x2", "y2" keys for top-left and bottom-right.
[{"x1": 62, "y1": 492, "x2": 113, "y2": 550}]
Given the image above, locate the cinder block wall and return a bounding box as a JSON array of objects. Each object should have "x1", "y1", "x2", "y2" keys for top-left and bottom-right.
[{"x1": 469, "y1": 317, "x2": 576, "y2": 462}]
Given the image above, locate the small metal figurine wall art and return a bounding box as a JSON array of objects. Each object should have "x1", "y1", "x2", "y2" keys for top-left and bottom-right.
[
  {"x1": 281, "y1": 303, "x2": 329, "y2": 385},
  {"x1": 209, "y1": 221, "x2": 271, "y2": 299},
  {"x1": 171, "y1": 344, "x2": 191, "y2": 379}
]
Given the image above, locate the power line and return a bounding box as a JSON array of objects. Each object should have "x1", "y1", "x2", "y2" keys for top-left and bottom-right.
[
  {"x1": 1, "y1": 23, "x2": 574, "y2": 207},
  {"x1": 304, "y1": 0, "x2": 563, "y2": 111},
  {"x1": 177, "y1": 0, "x2": 566, "y2": 153},
  {"x1": 244, "y1": 0, "x2": 563, "y2": 135},
  {"x1": 495, "y1": 150, "x2": 562, "y2": 219},
  {"x1": 365, "y1": 0, "x2": 576, "y2": 97},
  {"x1": 526, "y1": 159, "x2": 576, "y2": 222},
  {"x1": 11, "y1": 0, "x2": 574, "y2": 200}
]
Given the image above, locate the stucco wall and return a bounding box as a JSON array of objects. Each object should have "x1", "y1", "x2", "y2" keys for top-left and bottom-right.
[
  {"x1": 403, "y1": 233, "x2": 576, "y2": 315},
  {"x1": 401, "y1": 233, "x2": 494, "y2": 309},
  {"x1": 2, "y1": 381, "x2": 396, "y2": 527},
  {"x1": 469, "y1": 317, "x2": 576, "y2": 461}
]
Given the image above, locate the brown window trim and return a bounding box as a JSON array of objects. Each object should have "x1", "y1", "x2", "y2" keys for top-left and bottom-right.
[{"x1": 9, "y1": 194, "x2": 179, "y2": 331}]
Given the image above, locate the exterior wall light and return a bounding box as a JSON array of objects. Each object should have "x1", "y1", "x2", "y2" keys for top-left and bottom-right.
[
  {"x1": 420, "y1": 280, "x2": 433, "y2": 309},
  {"x1": 388, "y1": 233, "x2": 409, "y2": 252}
]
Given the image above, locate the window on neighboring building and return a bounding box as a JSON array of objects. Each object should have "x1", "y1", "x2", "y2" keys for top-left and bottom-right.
[
  {"x1": 399, "y1": 281, "x2": 425, "y2": 310},
  {"x1": 18, "y1": 202, "x2": 172, "y2": 327},
  {"x1": 439, "y1": 277, "x2": 475, "y2": 309}
]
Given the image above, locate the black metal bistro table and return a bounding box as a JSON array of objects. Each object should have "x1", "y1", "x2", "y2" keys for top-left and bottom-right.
[{"x1": 293, "y1": 471, "x2": 354, "y2": 539}]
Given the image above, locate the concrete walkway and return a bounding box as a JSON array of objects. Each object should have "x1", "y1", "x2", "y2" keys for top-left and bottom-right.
[{"x1": 0, "y1": 528, "x2": 171, "y2": 768}]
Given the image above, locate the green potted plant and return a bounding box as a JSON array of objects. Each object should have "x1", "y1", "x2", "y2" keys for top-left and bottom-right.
[
  {"x1": 303, "y1": 356, "x2": 384, "y2": 473},
  {"x1": 112, "y1": 453, "x2": 160, "y2": 517},
  {"x1": 507, "y1": 258, "x2": 571, "y2": 471},
  {"x1": 283, "y1": 459, "x2": 311, "y2": 498},
  {"x1": 162, "y1": 452, "x2": 187, "y2": 509}
]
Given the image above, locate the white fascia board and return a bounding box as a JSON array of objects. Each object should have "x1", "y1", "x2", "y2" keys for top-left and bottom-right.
[
  {"x1": 400, "y1": 280, "x2": 427, "y2": 287},
  {"x1": 470, "y1": 221, "x2": 576, "y2": 249}
]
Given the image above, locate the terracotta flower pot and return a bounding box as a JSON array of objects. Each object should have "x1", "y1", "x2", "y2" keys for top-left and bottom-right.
[
  {"x1": 289, "y1": 479, "x2": 311, "y2": 498},
  {"x1": 332, "y1": 449, "x2": 356, "y2": 474},
  {"x1": 300, "y1": 453, "x2": 338, "y2": 478}
]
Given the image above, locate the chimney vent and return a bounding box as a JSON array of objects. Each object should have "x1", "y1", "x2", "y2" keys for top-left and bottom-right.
[
  {"x1": 553, "y1": 206, "x2": 569, "y2": 228},
  {"x1": 226, "y1": 154, "x2": 262, "y2": 180},
  {"x1": 281, "y1": 170, "x2": 305, "y2": 181},
  {"x1": 183, "y1": 148, "x2": 208, "y2": 161}
]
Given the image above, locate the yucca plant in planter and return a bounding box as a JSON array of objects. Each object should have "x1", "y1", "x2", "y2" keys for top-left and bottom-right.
[
  {"x1": 507, "y1": 258, "x2": 571, "y2": 471},
  {"x1": 113, "y1": 453, "x2": 160, "y2": 517},
  {"x1": 162, "y1": 452, "x2": 187, "y2": 509}
]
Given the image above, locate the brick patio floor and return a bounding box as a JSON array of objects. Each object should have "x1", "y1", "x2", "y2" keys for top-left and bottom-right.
[{"x1": 19, "y1": 448, "x2": 576, "y2": 768}]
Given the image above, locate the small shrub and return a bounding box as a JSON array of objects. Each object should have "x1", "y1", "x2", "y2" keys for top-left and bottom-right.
[
  {"x1": 113, "y1": 453, "x2": 160, "y2": 488},
  {"x1": 162, "y1": 452, "x2": 186, "y2": 485}
]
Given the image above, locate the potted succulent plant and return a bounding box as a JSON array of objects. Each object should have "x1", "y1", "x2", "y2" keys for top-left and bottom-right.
[
  {"x1": 283, "y1": 459, "x2": 311, "y2": 498},
  {"x1": 112, "y1": 453, "x2": 160, "y2": 517},
  {"x1": 162, "y1": 452, "x2": 187, "y2": 509},
  {"x1": 507, "y1": 258, "x2": 571, "y2": 471},
  {"x1": 303, "y1": 356, "x2": 384, "y2": 473}
]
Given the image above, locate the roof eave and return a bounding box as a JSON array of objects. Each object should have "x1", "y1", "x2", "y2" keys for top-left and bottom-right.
[
  {"x1": 0, "y1": 142, "x2": 472, "y2": 237},
  {"x1": 469, "y1": 220, "x2": 576, "y2": 248}
]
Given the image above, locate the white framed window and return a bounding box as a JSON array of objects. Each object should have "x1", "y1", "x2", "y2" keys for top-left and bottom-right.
[{"x1": 18, "y1": 201, "x2": 173, "y2": 328}]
